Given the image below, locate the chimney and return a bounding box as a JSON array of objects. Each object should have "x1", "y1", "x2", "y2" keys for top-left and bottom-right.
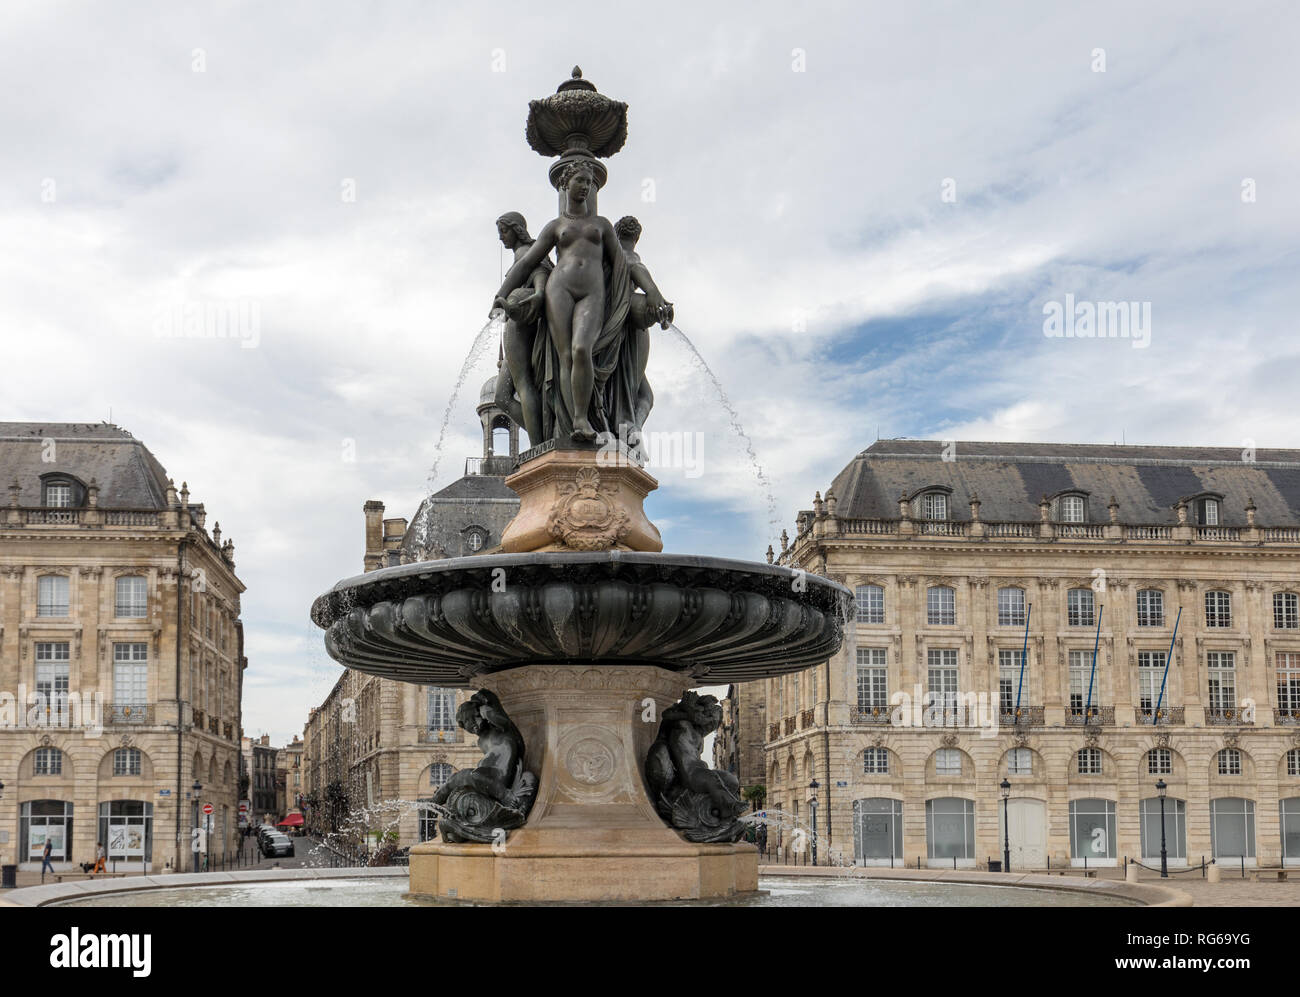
[{"x1": 364, "y1": 500, "x2": 386, "y2": 572}]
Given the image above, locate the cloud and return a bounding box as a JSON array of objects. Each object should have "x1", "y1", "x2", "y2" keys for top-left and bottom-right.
[{"x1": 1, "y1": 0, "x2": 1296, "y2": 742}]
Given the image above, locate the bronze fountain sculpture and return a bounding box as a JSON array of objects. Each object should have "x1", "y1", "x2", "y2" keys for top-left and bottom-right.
[{"x1": 312, "y1": 67, "x2": 850, "y2": 902}]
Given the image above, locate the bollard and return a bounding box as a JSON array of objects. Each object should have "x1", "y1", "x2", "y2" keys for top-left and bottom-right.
[
  {"x1": 1207, "y1": 861, "x2": 1221, "y2": 884},
  {"x1": 1126, "y1": 862, "x2": 1140, "y2": 884}
]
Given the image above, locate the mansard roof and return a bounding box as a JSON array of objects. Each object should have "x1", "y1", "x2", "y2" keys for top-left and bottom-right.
[
  {"x1": 0, "y1": 422, "x2": 172, "y2": 509},
  {"x1": 827, "y1": 439, "x2": 1300, "y2": 526}
]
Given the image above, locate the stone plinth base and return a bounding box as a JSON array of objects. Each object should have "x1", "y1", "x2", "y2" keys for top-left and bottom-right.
[
  {"x1": 499, "y1": 448, "x2": 662, "y2": 553},
  {"x1": 408, "y1": 664, "x2": 757, "y2": 903},
  {"x1": 410, "y1": 836, "x2": 758, "y2": 903}
]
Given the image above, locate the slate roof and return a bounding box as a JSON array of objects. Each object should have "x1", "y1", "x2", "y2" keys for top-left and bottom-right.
[
  {"x1": 0, "y1": 422, "x2": 172, "y2": 509},
  {"x1": 827, "y1": 440, "x2": 1300, "y2": 527}
]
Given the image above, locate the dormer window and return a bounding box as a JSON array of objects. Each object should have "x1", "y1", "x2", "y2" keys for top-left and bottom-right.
[
  {"x1": 919, "y1": 492, "x2": 947, "y2": 520},
  {"x1": 44, "y1": 481, "x2": 72, "y2": 507},
  {"x1": 1059, "y1": 495, "x2": 1085, "y2": 523},
  {"x1": 1197, "y1": 498, "x2": 1219, "y2": 526},
  {"x1": 464, "y1": 527, "x2": 487, "y2": 553}
]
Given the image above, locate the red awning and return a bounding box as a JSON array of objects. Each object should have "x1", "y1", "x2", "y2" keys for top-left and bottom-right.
[{"x1": 277, "y1": 813, "x2": 304, "y2": 826}]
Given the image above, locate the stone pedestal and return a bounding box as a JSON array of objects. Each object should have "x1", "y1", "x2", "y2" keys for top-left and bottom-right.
[
  {"x1": 499, "y1": 448, "x2": 662, "y2": 554},
  {"x1": 408, "y1": 665, "x2": 758, "y2": 903}
]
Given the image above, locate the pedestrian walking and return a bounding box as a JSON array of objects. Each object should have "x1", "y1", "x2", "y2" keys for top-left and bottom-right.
[
  {"x1": 41, "y1": 837, "x2": 55, "y2": 875},
  {"x1": 90, "y1": 841, "x2": 107, "y2": 875}
]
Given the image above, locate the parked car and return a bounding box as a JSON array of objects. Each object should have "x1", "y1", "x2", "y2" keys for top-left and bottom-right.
[{"x1": 260, "y1": 830, "x2": 294, "y2": 858}]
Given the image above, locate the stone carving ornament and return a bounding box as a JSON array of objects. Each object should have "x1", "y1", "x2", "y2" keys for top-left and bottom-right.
[{"x1": 547, "y1": 466, "x2": 630, "y2": 550}]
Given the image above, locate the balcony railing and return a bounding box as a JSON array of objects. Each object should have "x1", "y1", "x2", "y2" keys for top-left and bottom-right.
[
  {"x1": 1057, "y1": 524, "x2": 1104, "y2": 539},
  {"x1": 1126, "y1": 525, "x2": 1173, "y2": 540},
  {"x1": 108, "y1": 702, "x2": 155, "y2": 724},
  {"x1": 224, "y1": 722, "x2": 234, "y2": 740},
  {"x1": 782, "y1": 716, "x2": 797, "y2": 736},
  {"x1": 1138, "y1": 707, "x2": 1185, "y2": 725},
  {"x1": 209, "y1": 716, "x2": 220, "y2": 735},
  {"x1": 768, "y1": 723, "x2": 781, "y2": 741},
  {"x1": 851, "y1": 705, "x2": 893, "y2": 725},
  {"x1": 799, "y1": 709, "x2": 815, "y2": 729},
  {"x1": 8, "y1": 507, "x2": 164, "y2": 528},
  {"x1": 1206, "y1": 707, "x2": 1252, "y2": 725},
  {"x1": 1197, "y1": 526, "x2": 1241, "y2": 541},
  {"x1": 917, "y1": 521, "x2": 967, "y2": 537},
  {"x1": 987, "y1": 521, "x2": 1036, "y2": 538},
  {"x1": 998, "y1": 705, "x2": 1045, "y2": 727},
  {"x1": 841, "y1": 518, "x2": 899, "y2": 535},
  {"x1": 1277, "y1": 708, "x2": 1300, "y2": 726},
  {"x1": 418, "y1": 728, "x2": 462, "y2": 744},
  {"x1": 1066, "y1": 706, "x2": 1115, "y2": 726},
  {"x1": 193, "y1": 708, "x2": 204, "y2": 727}
]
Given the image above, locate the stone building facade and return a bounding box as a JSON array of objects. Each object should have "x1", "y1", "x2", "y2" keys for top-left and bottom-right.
[
  {"x1": 713, "y1": 683, "x2": 767, "y2": 795},
  {"x1": 765, "y1": 440, "x2": 1300, "y2": 870},
  {"x1": 0, "y1": 422, "x2": 245, "y2": 872},
  {"x1": 302, "y1": 382, "x2": 521, "y2": 847}
]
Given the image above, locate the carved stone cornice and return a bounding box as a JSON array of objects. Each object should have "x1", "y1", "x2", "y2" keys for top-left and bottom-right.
[
  {"x1": 968, "y1": 576, "x2": 990, "y2": 589},
  {"x1": 1177, "y1": 579, "x2": 1199, "y2": 592},
  {"x1": 1035, "y1": 576, "x2": 1060, "y2": 590}
]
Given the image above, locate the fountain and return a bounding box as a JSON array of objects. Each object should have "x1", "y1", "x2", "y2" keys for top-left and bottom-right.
[{"x1": 310, "y1": 67, "x2": 852, "y2": 903}]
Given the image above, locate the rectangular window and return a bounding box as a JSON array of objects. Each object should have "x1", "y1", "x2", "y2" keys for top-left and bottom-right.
[
  {"x1": 37, "y1": 575, "x2": 69, "y2": 617},
  {"x1": 1136, "y1": 589, "x2": 1164, "y2": 627},
  {"x1": 855, "y1": 585, "x2": 884, "y2": 624},
  {"x1": 921, "y1": 493, "x2": 947, "y2": 520},
  {"x1": 35, "y1": 642, "x2": 71, "y2": 715},
  {"x1": 114, "y1": 576, "x2": 147, "y2": 618},
  {"x1": 1205, "y1": 591, "x2": 1232, "y2": 628},
  {"x1": 114, "y1": 748, "x2": 142, "y2": 777},
  {"x1": 855, "y1": 648, "x2": 888, "y2": 710},
  {"x1": 1278, "y1": 652, "x2": 1300, "y2": 719},
  {"x1": 927, "y1": 649, "x2": 959, "y2": 718},
  {"x1": 1068, "y1": 649, "x2": 1096, "y2": 716},
  {"x1": 45, "y1": 483, "x2": 72, "y2": 507},
  {"x1": 426, "y1": 688, "x2": 455, "y2": 731},
  {"x1": 1067, "y1": 588, "x2": 1095, "y2": 627},
  {"x1": 34, "y1": 747, "x2": 61, "y2": 776},
  {"x1": 997, "y1": 587, "x2": 1026, "y2": 627},
  {"x1": 1077, "y1": 748, "x2": 1102, "y2": 775},
  {"x1": 1207, "y1": 651, "x2": 1237, "y2": 715},
  {"x1": 927, "y1": 587, "x2": 955, "y2": 625},
  {"x1": 1274, "y1": 592, "x2": 1299, "y2": 630},
  {"x1": 998, "y1": 649, "x2": 1022, "y2": 714},
  {"x1": 1137, "y1": 651, "x2": 1167, "y2": 717},
  {"x1": 112, "y1": 643, "x2": 148, "y2": 720}
]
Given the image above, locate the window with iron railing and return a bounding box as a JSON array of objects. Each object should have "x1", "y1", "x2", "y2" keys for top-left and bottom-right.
[{"x1": 37, "y1": 574, "x2": 69, "y2": 617}]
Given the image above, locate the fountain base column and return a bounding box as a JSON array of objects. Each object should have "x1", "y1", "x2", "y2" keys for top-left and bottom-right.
[{"x1": 408, "y1": 665, "x2": 758, "y2": 903}]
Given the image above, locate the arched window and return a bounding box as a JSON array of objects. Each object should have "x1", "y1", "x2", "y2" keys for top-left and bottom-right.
[
  {"x1": 1076, "y1": 748, "x2": 1103, "y2": 775},
  {"x1": 115, "y1": 576, "x2": 147, "y2": 618},
  {"x1": 1058, "y1": 494, "x2": 1086, "y2": 523},
  {"x1": 1210, "y1": 797, "x2": 1255, "y2": 859},
  {"x1": 1147, "y1": 748, "x2": 1172, "y2": 775},
  {"x1": 855, "y1": 584, "x2": 884, "y2": 624},
  {"x1": 1069, "y1": 798, "x2": 1116, "y2": 863},
  {"x1": 1217, "y1": 748, "x2": 1242, "y2": 776},
  {"x1": 34, "y1": 747, "x2": 62, "y2": 776},
  {"x1": 853, "y1": 798, "x2": 903, "y2": 864},
  {"x1": 925, "y1": 797, "x2": 975, "y2": 862},
  {"x1": 429, "y1": 762, "x2": 453, "y2": 788},
  {"x1": 113, "y1": 748, "x2": 142, "y2": 776},
  {"x1": 927, "y1": 586, "x2": 955, "y2": 625},
  {"x1": 1140, "y1": 797, "x2": 1186, "y2": 861}
]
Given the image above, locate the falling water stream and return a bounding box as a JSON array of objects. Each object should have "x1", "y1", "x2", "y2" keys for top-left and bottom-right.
[{"x1": 416, "y1": 318, "x2": 780, "y2": 547}]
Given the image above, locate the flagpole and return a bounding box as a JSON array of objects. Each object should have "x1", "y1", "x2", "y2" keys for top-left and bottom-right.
[
  {"x1": 1085, "y1": 604, "x2": 1103, "y2": 721},
  {"x1": 1152, "y1": 606, "x2": 1182, "y2": 723},
  {"x1": 1015, "y1": 602, "x2": 1032, "y2": 716}
]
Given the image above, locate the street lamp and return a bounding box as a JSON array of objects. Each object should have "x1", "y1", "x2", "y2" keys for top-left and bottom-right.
[
  {"x1": 808, "y1": 780, "x2": 820, "y2": 867},
  {"x1": 192, "y1": 780, "x2": 203, "y2": 873},
  {"x1": 1156, "y1": 778, "x2": 1168, "y2": 878},
  {"x1": 1000, "y1": 778, "x2": 1012, "y2": 872}
]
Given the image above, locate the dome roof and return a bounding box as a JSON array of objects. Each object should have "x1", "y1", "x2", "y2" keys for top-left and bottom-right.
[{"x1": 478, "y1": 375, "x2": 499, "y2": 408}]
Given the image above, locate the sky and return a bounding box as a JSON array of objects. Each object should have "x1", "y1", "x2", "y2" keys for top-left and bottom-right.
[{"x1": 1, "y1": 1, "x2": 1297, "y2": 744}]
